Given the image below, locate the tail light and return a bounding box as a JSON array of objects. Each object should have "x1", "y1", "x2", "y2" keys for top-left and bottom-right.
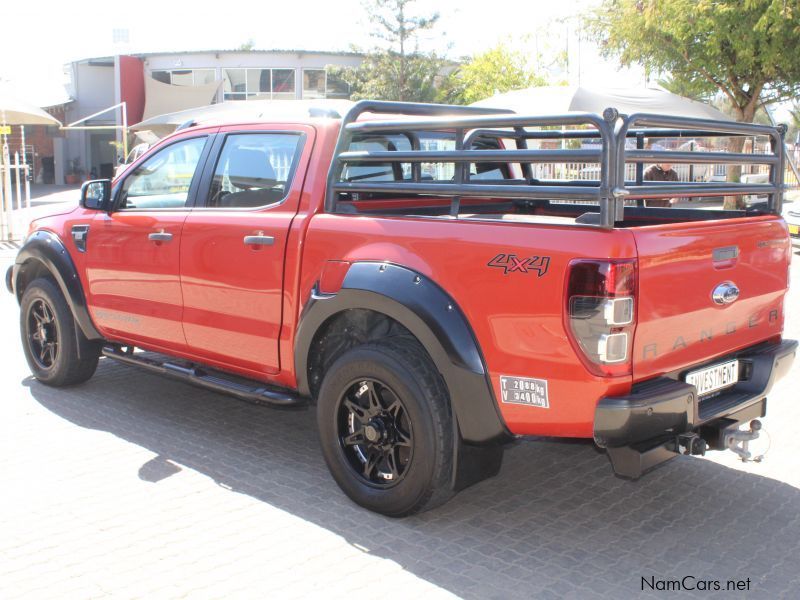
[{"x1": 566, "y1": 259, "x2": 636, "y2": 377}]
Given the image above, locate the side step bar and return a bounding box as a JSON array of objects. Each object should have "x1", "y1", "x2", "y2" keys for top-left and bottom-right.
[{"x1": 102, "y1": 345, "x2": 306, "y2": 409}]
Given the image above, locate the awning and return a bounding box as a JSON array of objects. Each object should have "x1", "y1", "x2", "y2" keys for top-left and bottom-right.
[
  {"x1": 141, "y1": 77, "x2": 222, "y2": 122},
  {"x1": 0, "y1": 93, "x2": 63, "y2": 126},
  {"x1": 472, "y1": 85, "x2": 733, "y2": 121}
]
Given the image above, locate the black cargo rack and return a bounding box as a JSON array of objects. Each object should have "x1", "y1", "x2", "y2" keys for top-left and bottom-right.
[{"x1": 326, "y1": 100, "x2": 786, "y2": 228}]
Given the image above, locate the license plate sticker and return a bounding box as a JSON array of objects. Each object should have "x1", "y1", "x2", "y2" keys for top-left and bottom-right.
[
  {"x1": 789, "y1": 224, "x2": 799, "y2": 236},
  {"x1": 685, "y1": 360, "x2": 739, "y2": 397},
  {"x1": 500, "y1": 376, "x2": 549, "y2": 408}
]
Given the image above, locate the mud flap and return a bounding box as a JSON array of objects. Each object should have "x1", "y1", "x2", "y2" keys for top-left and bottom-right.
[{"x1": 451, "y1": 431, "x2": 505, "y2": 492}]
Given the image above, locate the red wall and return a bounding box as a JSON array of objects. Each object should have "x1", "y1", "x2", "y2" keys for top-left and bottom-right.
[{"x1": 119, "y1": 56, "x2": 145, "y2": 125}]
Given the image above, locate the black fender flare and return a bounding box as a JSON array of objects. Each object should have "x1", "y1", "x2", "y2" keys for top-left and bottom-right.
[
  {"x1": 295, "y1": 262, "x2": 510, "y2": 445},
  {"x1": 12, "y1": 230, "x2": 102, "y2": 341}
]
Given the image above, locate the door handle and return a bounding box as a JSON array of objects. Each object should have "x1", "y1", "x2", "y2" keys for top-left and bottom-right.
[
  {"x1": 148, "y1": 230, "x2": 173, "y2": 243},
  {"x1": 243, "y1": 233, "x2": 275, "y2": 246}
]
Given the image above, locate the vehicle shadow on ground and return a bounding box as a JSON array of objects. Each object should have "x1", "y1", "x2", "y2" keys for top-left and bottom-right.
[{"x1": 28, "y1": 360, "x2": 800, "y2": 599}]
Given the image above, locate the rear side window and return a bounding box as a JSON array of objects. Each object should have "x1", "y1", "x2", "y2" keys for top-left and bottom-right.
[
  {"x1": 341, "y1": 132, "x2": 510, "y2": 184},
  {"x1": 207, "y1": 133, "x2": 302, "y2": 208},
  {"x1": 342, "y1": 134, "x2": 413, "y2": 182}
]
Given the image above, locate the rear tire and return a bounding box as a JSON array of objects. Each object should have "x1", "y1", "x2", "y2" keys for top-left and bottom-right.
[
  {"x1": 317, "y1": 340, "x2": 454, "y2": 517},
  {"x1": 20, "y1": 278, "x2": 100, "y2": 387}
]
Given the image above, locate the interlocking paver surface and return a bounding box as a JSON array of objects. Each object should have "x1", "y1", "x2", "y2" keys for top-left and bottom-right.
[{"x1": 1, "y1": 233, "x2": 799, "y2": 599}]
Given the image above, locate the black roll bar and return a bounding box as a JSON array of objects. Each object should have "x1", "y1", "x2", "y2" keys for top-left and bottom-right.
[{"x1": 325, "y1": 100, "x2": 786, "y2": 227}]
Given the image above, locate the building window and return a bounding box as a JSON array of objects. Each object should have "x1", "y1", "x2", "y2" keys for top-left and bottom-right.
[
  {"x1": 302, "y1": 68, "x2": 351, "y2": 99},
  {"x1": 223, "y1": 68, "x2": 296, "y2": 101},
  {"x1": 302, "y1": 69, "x2": 326, "y2": 99},
  {"x1": 151, "y1": 69, "x2": 216, "y2": 86}
]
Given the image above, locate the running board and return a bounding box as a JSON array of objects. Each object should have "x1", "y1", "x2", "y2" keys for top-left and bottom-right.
[{"x1": 101, "y1": 346, "x2": 306, "y2": 409}]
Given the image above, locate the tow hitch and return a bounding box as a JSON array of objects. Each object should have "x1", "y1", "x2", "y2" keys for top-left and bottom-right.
[
  {"x1": 605, "y1": 432, "x2": 709, "y2": 480},
  {"x1": 670, "y1": 432, "x2": 708, "y2": 456},
  {"x1": 723, "y1": 420, "x2": 766, "y2": 462}
]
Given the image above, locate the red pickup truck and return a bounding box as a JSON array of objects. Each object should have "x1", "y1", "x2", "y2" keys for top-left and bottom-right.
[{"x1": 7, "y1": 100, "x2": 797, "y2": 516}]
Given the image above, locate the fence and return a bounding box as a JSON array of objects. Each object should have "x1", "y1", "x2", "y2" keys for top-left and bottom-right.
[{"x1": 1, "y1": 146, "x2": 32, "y2": 242}]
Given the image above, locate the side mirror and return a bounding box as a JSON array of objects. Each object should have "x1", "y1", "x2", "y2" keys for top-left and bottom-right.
[{"x1": 80, "y1": 179, "x2": 112, "y2": 211}]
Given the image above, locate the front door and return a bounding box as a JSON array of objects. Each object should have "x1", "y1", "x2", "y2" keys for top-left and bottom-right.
[
  {"x1": 85, "y1": 134, "x2": 212, "y2": 352},
  {"x1": 180, "y1": 126, "x2": 313, "y2": 375}
]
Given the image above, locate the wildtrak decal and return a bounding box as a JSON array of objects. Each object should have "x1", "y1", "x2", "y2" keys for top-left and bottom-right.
[
  {"x1": 488, "y1": 253, "x2": 550, "y2": 277},
  {"x1": 92, "y1": 309, "x2": 141, "y2": 325}
]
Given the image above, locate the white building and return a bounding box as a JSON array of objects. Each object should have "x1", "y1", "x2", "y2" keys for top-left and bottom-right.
[{"x1": 58, "y1": 49, "x2": 363, "y2": 183}]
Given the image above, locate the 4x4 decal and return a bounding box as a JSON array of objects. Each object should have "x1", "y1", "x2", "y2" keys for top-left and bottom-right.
[{"x1": 488, "y1": 253, "x2": 550, "y2": 277}]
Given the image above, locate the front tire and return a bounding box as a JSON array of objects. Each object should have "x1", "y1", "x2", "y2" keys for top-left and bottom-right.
[
  {"x1": 20, "y1": 278, "x2": 100, "y2": 387},
  {"x1": 317, "y1": 341, "x2": 454, "y2": 517}
]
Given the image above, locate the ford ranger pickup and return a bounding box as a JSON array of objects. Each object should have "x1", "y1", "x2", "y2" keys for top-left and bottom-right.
[{"x1": 7, "y1": 100, "x2": 797, "y2": 516}]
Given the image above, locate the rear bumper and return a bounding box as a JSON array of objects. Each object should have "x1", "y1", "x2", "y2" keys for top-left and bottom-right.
[{"x1": 594, "y1": 339, "x2": 797, "y2": 449}]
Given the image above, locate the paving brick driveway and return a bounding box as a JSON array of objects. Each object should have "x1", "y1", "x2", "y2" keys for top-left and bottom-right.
[{"x1": 2, "y1": 245, "x2": 800, "y2": 599}]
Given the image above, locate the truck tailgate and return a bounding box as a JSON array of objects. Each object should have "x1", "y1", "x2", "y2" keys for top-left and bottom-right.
[{"x1": 631, "y1": 216, "x2": 790, "y2": 381}]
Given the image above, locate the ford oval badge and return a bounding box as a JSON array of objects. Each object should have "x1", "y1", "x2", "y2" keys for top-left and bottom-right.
[{"x1": 712, "y1": 282, "x2": 740, "y2": 305}]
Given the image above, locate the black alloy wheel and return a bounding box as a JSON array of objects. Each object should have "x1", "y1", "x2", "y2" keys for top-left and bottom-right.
[
  {"x1": 317, "y1": 341, "x2": 455, "y2": 516},
  {"x1": 27, "y1": 298, "x2": 59, "y2": 369},
  {"x1": 337, "y1": 377, "x2": 414, "y2": 487},
  {"x1": 20, "y1": 278, "x2": 100, "y2": 387}
]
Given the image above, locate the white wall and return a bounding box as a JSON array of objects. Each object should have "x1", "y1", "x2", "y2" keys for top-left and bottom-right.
[
  {"x1": 64, "y1": 61, "x2": 117, "y2": 180},
  {"x1": 63, "y1": 51, "x2": 363, "y2": 178}
]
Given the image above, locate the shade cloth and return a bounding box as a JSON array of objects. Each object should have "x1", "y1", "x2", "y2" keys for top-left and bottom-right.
[{"x1": 472, "y1": 85, "x2": 733, "y2": 121}]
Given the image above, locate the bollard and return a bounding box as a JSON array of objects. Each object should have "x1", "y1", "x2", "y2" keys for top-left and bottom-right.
[
  {"x1": 14, "y1": 152, "x2": 22, "y2": 212},
  {"x1": 2, "y1": 143, "x2": 13, "y2": 241},
  {"x1": 24, "y1": 164, "x2": 31, "y2": 209},
  {"x1": 0, "y1": 166, "x2": 6, "y2": 241}
]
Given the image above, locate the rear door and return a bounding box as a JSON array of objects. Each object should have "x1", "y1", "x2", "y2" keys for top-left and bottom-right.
[
  {"x1": 179, "y1": 124, "x2": 314, "y2": 376},
  {"x1": 631, "y1": 216, "x2": 790, "y2": 380}
]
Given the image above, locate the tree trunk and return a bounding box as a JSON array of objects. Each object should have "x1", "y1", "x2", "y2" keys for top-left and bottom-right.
[{"x1": 723, "y1": 103, "x2": 758, "y2": 210}]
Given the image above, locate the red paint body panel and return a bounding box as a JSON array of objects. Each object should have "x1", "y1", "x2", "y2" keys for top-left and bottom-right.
[
  {"x1": 85, "y1": 210, "x2": 189, "y2": 351},
  {"x1": 299, "y1": 214, "x2": 637, "y2": 437},
  {"x1": 630, "y1": 217, "x2": 790, "y2": 379},
  {"x1": 179, "y1": 123, "x2": 316, "y2": 375}
]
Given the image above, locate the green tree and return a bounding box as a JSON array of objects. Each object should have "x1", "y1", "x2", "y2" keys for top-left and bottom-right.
[
  {"x1": 332, "y1": 0, "x2": 444, "y2": 102},
  {"x1": 587, "y1": 0, "x2": 800, "y2": 123},
  {"x1": 439, "y1": 42, "x2": 547, "y2": 105},
  {"x1": 587, "y1": 0, "x2": 800, "y2": 207}
]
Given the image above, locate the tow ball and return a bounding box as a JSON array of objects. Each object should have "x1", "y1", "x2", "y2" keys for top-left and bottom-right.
[{"x1": 724, "y1": 419, "x2": 766, "y2": 462}]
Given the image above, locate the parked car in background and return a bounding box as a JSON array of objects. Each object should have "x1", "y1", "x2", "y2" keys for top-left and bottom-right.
[
  {"x1": 114, "y1": 142, "x2": 151, "y2": 178},
  {"x1": 783, "y1": 202, "x2": 800, "y2": 248}
]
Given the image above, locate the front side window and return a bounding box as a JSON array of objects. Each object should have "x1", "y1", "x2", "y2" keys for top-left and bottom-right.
[
  {"x1": 119, "y1": 137, "x2": 207, "y2": 209},
  {"x1": 207, "y1": 133, "x2": 302, "y2": 208}
]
